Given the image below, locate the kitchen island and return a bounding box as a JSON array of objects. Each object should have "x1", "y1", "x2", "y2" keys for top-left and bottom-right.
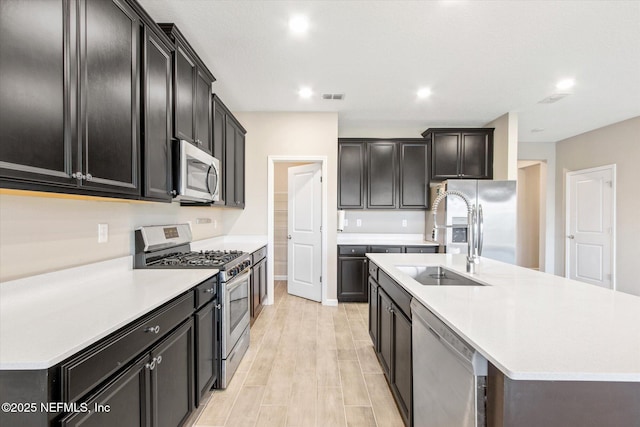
[{"x1": 367, "y1": 253, "x2": 640, "y2": 426}]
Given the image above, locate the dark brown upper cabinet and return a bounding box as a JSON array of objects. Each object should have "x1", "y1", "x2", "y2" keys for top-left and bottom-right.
[
  {"x1": 338, "y1": 139, "x2": 429, "y2": 210},
  {"x1": 422, "y1": 128, "x2": 494, "y2": 180},
  {"x1": 159, "y1": 24, "x2": 215, "y2": 154},
  {"x1": 141, "y1": 25, "x2": 174, "y2": 202},
  {"x1": 212, "y1": 94, "x2": 246, "y2": 208},
  {"x1": 338, "y1": 141, "x2": 366, "y2": 209},
  {"x1": 367, "y1": 141, "x2": 398, "y2": 209},
  {"x1": 399, "y1": 141, "x2": 429, "y2": 209},
  {"x1": 1, "y1": 0, "x2": 142, "y2": 197}
]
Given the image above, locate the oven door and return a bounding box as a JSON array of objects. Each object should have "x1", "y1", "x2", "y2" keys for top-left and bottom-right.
[
  {"x1": 175, "y1": 140, "x2": 220, "y2": 202},
  {"x1": 221, "y1": 270, "x2": 250, "y2": 356}
]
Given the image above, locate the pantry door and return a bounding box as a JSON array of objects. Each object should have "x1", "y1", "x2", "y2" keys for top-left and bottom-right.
[
  {"x1": 565, "y1": 165, "x2": 615, "y2": 289},
  {"x1": 287, "y1": 163, "x2": 322, "y2": 301}
]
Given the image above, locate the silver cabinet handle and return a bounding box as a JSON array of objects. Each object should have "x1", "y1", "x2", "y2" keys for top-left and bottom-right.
[
  {"x1": 72, "y1": 171, "x2": 85, "y2": 180},
  {"x1": 215, "y1": 304, "x2": 221, "y2": 310},
  {"x1": 156, "y1": 355, "x2": 162, "y2": 365},
  {"x1": 205, "y1": 287, "x2": 215, "y2": 293},
  {"x1": 85, "y1": 173, "x2": 92, "y2": 181},
  {"x1": 145, "y1": 358, "x2": 156, "y2": 370},
  {"x1": 145, "y1": 325, "x2": 160, "y2": 334}
]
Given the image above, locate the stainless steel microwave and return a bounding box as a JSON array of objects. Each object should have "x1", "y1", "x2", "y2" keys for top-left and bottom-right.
[{"x1": 173, "y1": 140, "x2": 220, "y2": 203}]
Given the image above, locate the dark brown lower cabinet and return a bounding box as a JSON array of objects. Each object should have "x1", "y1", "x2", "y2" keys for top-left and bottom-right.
[
  {"x1": 250, "y1": 257, "x2": 266, "y2": 323},
  {"x1": 337, "y1": 256, "x2": 368, "y2": 302},
  {"x1": 371, "y1": 265, "x2": 412, "y2": 427},
  {"x1": 152, "y1": 320, "x2": 194, "y2": 427},
  {"x1": 195, "y1": 299, "x2": 218, "y2": 406},
  {"x1": 60, "y1": 356, "x2": 149, "y2": 427},
  {"x1": 61, "y1": 319, "x2": 194, "y2": 427}
]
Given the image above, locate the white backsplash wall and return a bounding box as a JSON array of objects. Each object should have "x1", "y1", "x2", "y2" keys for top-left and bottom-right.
[
  {"x1": 0, "y1": 192, "x2": 225, "y2": 281},
  {"x1": 340, "y1": 210, "x2": 425, "y2": 234}
]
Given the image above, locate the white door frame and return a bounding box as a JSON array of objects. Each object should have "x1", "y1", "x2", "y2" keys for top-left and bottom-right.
[
  {"x1": 267, "y1": 155, "x2": 329, "y2": 305},
  {"x1": 564, "y1": 164, "x2": 616, "y2": 289}
]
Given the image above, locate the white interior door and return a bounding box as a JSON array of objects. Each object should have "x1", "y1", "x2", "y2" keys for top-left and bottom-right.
[
  {"x1": 287, "y1": 163, "x2": 322, "y2": 301},
  {"x1": 566, "y1": 165, "x2": 615, "y2": 289}
]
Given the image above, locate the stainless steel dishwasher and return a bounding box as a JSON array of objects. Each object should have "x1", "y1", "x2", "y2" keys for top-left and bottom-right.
[{"x1": 411, "y1": 300, "x2": 488, "y2": 427}]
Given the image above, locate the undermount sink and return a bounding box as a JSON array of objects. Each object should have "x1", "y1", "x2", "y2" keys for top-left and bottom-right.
[{"x1": 395, "y1": 265, "x2": 484, "y2": 287}]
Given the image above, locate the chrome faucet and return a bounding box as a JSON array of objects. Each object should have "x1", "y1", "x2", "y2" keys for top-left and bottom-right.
[{"x1": 431, "y1": 190, "x2": 480, "y2": 274}]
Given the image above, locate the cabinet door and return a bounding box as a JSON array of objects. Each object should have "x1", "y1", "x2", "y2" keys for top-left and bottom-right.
[
  {"x1": 258, "y1": 258, "x2": 267, "y2": 304},
  {"x1": 337, "y1": 257, "x2": 368, "y2": 302},
  {"x1": 211, "y1": 97, "x2": 226, "y2": 204},
  {"x1": 195, "y1": 70, "x2": 212, "y2": 153},
  {"x1": 0, "y1": 0, "x2": 75, "y2": 187},
  {"x1": 368, "y1": 278, "x2": 379, "y2": 348},
  {"x1": 142, "y1": 28, "x2": 172, "y2": 202},
  {"x1": 377, "y1": 289, "x2": 392, "y2": 377},
  {"x1": 80, "y1": 0, "x2": 140, "y2": 195},
  {"x1": 431, "y1": 132, "x2": 460, "y2": 180},
  {"x1": 151, "y1": 320, "x2": 194, "y2": 427},
  {"x1": 224, "y1": 117, "x2": 236, "y2": 206},
  {"x1": 460, "y1": 131, "x2": 492, "y2": 179},
  {"x1": 367, "y1": 142, "x2": 397, "y2": 209},
  {"x1": 173, "y1": 44, "x2": 195, "y2": 142},
  {"x1": 399, "y1": 142, "x2": 429, "y2": 208},
  {"x1": 338, "y1": 142, "x2": 366, "y2": 209},
  {"x1": 234, "y1": 129, "x2": 245, "y2": 208},
  {"x1": 392, "y1": 306, "x2": 412, "y2": 426},
  {"x1": 195, "y1": 302, "x2": 215, "y2": 406},
  {"x1": 60, "y1": 356, "x2": 150, "y2": 427}
]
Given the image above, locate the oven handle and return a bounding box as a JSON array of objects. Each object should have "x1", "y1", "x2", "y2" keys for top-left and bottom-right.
[{"x1": 225, "y1": 269, "x2": 251, "y2": 292}]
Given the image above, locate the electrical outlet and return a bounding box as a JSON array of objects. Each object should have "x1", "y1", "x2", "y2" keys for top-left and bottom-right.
[
  {"x1": 356, "y1": 219, "x2": 362, "y2": 227},
  {"x1": 402, "y1": 219, "x2": 407, "y2": 227},
  {"x1": 98, "y1": 223, "x2": 108, "y2": 243}
]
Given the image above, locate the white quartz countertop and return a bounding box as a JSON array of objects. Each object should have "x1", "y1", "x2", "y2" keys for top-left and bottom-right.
[
  {"x1": 337, "y1": 233, "x2": 439, "y2": 246},
  {"x1": 0, "y1": 257, "x2": 216, "y2": 370},
  {"x1": 367, "y1": 253, "x2": 640, "y2": 382}
]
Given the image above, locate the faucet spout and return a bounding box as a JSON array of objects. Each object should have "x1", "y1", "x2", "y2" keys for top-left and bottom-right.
[{"x1": 431, "y1": 190, "x2": 480, "y2": 273}]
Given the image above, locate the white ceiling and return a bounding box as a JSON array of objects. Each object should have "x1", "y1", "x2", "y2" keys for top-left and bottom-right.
[{"x1": 138, "y1": 0, "x2": 640, "y2": 143}]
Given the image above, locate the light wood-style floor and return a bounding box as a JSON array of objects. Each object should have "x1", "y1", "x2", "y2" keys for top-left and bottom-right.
[{"x1": 193, "y1": 281, "x2": 404, "y2": 427}]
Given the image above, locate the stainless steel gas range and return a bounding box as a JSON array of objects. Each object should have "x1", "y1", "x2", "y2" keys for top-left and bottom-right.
[{"x1": 134, "y1": 224, "x2": 250, "y2": 389}]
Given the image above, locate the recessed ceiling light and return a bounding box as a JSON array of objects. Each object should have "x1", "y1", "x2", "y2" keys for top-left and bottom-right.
[
  {"x1": 417, "y1": 88, "x2": 432, "y2": 99},
  {"x1": 289, "y1": 15, "x2": 309, "y2": 34},
  {"x1": 556, "y1": 78, "x2": 575, "y2": 91},
  {"x1": 298, "y1": 87, "x2": 313, "y2": 99}
]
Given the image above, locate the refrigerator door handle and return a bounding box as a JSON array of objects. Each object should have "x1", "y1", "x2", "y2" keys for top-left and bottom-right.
[{"x1": 477, "y1": 204, "x2": 484, "y2": 256}]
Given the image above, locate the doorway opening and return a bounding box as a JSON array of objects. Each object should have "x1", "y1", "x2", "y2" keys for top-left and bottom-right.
[
  {"x1": 516, "y1": 160, "x2": 547, "y2": 270},
  {"x1": 267, "y1": 156, "x2": 329, "y2": 305}
]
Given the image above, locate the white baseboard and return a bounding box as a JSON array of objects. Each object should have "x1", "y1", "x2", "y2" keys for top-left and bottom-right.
[
  {"x1": 274, "y1": 275, "x2": 287, "y2": 281},
  {"x1": 323, "y1": 299, "x2": 338, "y2": 307}
]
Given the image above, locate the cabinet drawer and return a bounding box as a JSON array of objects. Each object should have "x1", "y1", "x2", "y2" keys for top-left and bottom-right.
[
  {"x1": 368, "y1": 261, "x2": 378, "y2": 281},
  {"x1": 61, "y1": 292, "x2": 194, "y2": 403},
  {"x1": 404, "y1": 246, "x2": 438, "y2": 254},
  {"x1": 339, "y1": 245, "x2": 368, "y2": 256},
  {"x1": 378, "y1": 270, "x2": 412, "y2": 319},
  {"x1": 194, "y1": 275, "x2": 218, "y2": 310},
  {"x1": 252, "y1": 246, "x2": 267, "y2": 264},
  {"x1": 369, "y1": 245, "x2": 403, "y2": 253}
]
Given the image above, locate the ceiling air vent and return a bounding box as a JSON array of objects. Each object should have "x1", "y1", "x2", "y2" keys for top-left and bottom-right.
[
  {"x1": 538, "y1": 93, "x2": 570, "y2": 104},
  {"x1": 322, "y1": 93, "x2": 345, "y2": 100}
]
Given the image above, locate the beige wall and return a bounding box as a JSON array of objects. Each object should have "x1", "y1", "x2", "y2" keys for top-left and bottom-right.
[
  {"x1": 555, "y1": 116, "x2": 640, "y2": 296},
  {"x1": 485, "y1": 112, "x2": 518, "y2": 180},
  {"x1": 0, "y1": 192, "x2": 224, "y2": 281},
  {"x1": 228, "y1": 112, "x2": 339, "y2": 300}
]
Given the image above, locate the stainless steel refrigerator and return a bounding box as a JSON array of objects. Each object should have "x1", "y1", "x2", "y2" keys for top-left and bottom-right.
[{"x1": 426, "y1": 180, "x2": 517, "y2": 264}]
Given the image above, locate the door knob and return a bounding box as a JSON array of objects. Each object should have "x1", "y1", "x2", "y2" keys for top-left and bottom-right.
[
  {"x1": 567, "y1": 235, "x2": 575, "y2": 239},
  {"x1": 288, "y1": 235, "x2": 292, "y2": 239}
]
